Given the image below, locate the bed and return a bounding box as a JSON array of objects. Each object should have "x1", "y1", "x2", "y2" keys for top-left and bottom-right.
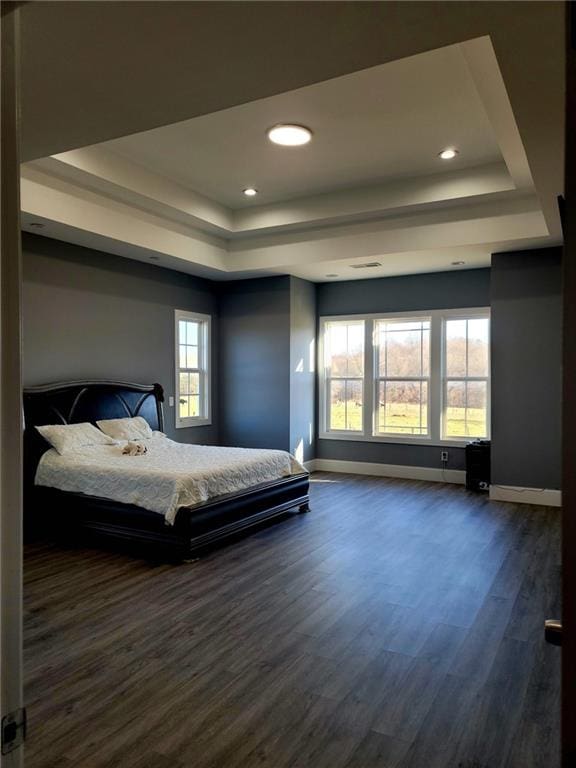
[{"x1": 23, "y1": 380, "x2": 310, "y2": 558}]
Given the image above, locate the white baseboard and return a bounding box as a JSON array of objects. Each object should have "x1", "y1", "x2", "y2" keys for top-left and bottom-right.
[
  {"x1": 307, "y1": 460, "x2": 562, "y2": 506},
  {"x1": 489, "y1": 485, "x2": 562, "y2": 507},
  {"x1": 308, "y1": 458, "x2": 465, "y2": 485}
]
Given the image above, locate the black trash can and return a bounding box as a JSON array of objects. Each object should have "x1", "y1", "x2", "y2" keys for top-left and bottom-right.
[{"x1": 466, "y1": 440, "x2": 490, "y2": 491}]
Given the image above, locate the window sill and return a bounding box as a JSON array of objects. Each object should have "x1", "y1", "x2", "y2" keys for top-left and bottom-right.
[
  {"x1": 318, "y1": 432, "x2": 482, "y2": 448},
  {"x1": 176, "y1": 418, "x2": 212, "y2": 429}
]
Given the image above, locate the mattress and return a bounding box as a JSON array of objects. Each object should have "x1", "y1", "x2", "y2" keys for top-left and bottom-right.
[{"x1": 35, "y1": 435, "x2": 307, "y2": 524}]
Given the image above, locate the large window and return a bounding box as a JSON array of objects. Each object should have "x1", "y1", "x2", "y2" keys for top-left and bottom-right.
[
  {"x1": 320, "y1": 309, "x2": 490, "y2": 445},
  {"x1": 175, "y1": 310, "x2": 211, "y2": 428}
]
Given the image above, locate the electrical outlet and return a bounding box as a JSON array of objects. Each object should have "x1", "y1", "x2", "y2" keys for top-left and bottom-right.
[{"x1": 440, "y1": 450, "x2": 449, "y2": 462}]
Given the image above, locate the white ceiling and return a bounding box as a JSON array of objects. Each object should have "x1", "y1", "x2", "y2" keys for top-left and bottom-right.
[
  {"x1": 20, "y1": 24, "x2": 563, "y2": 283},
  {"x1": 105, "y1": 44, "x2": 501, "y2": 209}
]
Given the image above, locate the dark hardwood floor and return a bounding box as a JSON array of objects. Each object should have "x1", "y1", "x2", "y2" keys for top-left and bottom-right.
[{"x1": 24, "y1": 473, "x2": 561, "y2": 768}]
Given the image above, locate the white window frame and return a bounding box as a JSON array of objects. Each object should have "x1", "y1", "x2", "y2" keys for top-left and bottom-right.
[
  {"x1": 322, "y1": 319, "x2": 365, "y2": 435},
  {"x1": 175, "y1": 309, "x2": 212, "y2": 428},
  {"x1": 319, "y1": 308, "x2": 490, "y2": 447},
  {"x1": 441, "y1": 311, "x2": 491, "y2": 442},
  {"x1": 373, "y1": 316, "x2": 431, "y2": 439}
]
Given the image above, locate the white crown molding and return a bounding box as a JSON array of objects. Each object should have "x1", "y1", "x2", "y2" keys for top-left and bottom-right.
[
  {"x1": 36, "y1": 149, "x2": 233, "y2": 235},
  {"x1": 21, "y1": 165, "x2": 547, "y2": 280},
  {"x1": 20, "y1": 170, "x2": 228, "y2": 272},
  {"x1": 231, "y1": 163, "x2": 514, "y2": 234},
  {"x1": 460, "y1": 37, "x2": 534, "y2": 192},
  {"x1": 227, "y1": 194, "x2": 547, "y2": 272},
  {"x1": 25, "y1": 154, "x2": 515, "y2": 241}
]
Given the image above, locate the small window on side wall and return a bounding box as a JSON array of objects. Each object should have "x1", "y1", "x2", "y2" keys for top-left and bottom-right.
[{"x1": 175, "y1": 310, "x2": 211, "y2": 427}]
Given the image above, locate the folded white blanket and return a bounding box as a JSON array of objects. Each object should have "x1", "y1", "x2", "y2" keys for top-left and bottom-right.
[{"x1": 35, "y1": 436, "x2": 307, "y2": 525}]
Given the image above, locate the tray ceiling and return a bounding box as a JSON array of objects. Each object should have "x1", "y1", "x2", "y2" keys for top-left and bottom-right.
[{"x1": 20, "y1": 15, "x2": 562, "y2": 283}]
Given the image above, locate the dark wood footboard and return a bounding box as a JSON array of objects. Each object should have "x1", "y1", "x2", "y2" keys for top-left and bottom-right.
[{"x1": 26, "y1": 473, "x2": 310, "y2": 559}]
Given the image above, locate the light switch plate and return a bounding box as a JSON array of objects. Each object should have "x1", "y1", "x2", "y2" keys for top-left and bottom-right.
[{"x1": 169, "y1": 396, "x2": 174, "y2": 407}]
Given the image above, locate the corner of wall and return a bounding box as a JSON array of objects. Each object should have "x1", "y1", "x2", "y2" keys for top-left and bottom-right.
[{"x1": 289, "y1": 277, "x2": 317, "y2": 462}]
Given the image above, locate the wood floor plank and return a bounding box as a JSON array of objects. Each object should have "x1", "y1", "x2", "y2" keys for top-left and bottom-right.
[
  {"x1": 445, "y1": 636, "x2": 538, "y2": 768},
  {"x1": 23, "y1": 473, "x2": 560, "y2": 768},
  {"x1": 448, "y1": 594, "x2": 515, "y2": 682},
  {"x1": 505, "y1": 638, "x2": 561, "y2": 768},
  {"x1": 343, "y1": 730, "x2": 411, "y2": 768}
]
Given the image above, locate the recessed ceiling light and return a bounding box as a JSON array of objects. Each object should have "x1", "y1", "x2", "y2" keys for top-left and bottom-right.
[
  {"x1": 439, "y1": 148, "x2": 459, "y2": 160},
  {"x1": 451, "y1": 260, "x2": 466, "y2": 266},
  {"x1": 268, "y1": 124, "x2": 312, "y2": 147},
  {"x1": 325, "y1": 274, "x2": 339, "y2": 278},
  {"x1": 29, "y1": 222, "x2": 44, "y2": 228},
  {"x1": 149, "y1": 255, "x2": 160, "y2": 261},
  {"x1": 243, "y1": 187, "x2": 258, "y2": 197}
]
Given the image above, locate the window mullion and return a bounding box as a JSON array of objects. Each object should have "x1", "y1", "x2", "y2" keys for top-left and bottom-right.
[
  {"x1": 430, "y1": 314, "x2": 443, "y2": 443},
  {"x1": 364, "y1": 319, "x2": 374, "y2": 437},
  {"x1": 325, "y1": 376, "x2": 330, "y2": 433},
  {"x1": 321, "y1": 325, "x2": 328, "y2": 432}
]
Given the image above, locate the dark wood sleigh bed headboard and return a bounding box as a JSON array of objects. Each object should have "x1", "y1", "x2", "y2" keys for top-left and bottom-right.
[{"x1": 23, "y1": 380, "x2": 164, "y2": 487}]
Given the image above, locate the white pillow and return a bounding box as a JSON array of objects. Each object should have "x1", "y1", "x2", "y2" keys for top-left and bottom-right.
[
  {"x1": 36, "y1": 422, "x2": 117, "y2": 455},
  {"x1": 96, "y1": 416, "x2": 153, "y2": 441}
]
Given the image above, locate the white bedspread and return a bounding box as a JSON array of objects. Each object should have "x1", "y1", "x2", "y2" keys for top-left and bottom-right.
[{"x1": 35, "y1": 436, "x2": 307, "y2": 525}]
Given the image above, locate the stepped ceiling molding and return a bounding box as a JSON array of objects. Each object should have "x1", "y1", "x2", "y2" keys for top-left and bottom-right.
[{"x1": 20, "y1": 2, "x2": 564, "y2": 281}]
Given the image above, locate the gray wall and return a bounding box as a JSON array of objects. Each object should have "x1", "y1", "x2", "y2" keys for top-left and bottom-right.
[
  {"x1": 290, "y1": 277, "x2": 316, "y2": 462},
  {"x1": 218, "y1": 276, "x2": 292, "y2": 450},
  {"x1": 491, "y1": 247, "x2": 562, "y2": 489},
  {"x1": 25, "y1": 234, "x2": 561, "y2": 486},
  {"x1": 23, "y1": 235, "x2": 318, "y2": 458},
  {"x1": 317, "y1": 268, "x2": 491, "y2": 317},
  {"x1": 22, "y1": 233, "x2": 219, "y2": 444},
  {"x1": 316, "y1": 268, "x2": 491, "y2": 470}
]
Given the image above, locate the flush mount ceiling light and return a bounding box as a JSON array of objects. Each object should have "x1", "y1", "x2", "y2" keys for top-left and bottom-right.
[
  {"x1": 243, "y1": 187, "x2": 258, "y2": 197},
  {"x1": 29, "y1": 222, "x2": 44, "y2": 228},
  {"x1": 267, "y1": 124, "x2": 312, "y2": 147},
  {"x1": 439, "y1": 148, "x2": 459, "y2": 160},
  {"x1": 325, "y1": 273, "x2": 339, "y2": 278},
  {"x1": 451, "y1": 260, "x2": 466, "y2": 266},
  {"x1": 149, "y1": 255, "x2": 160, "y2": 261}
]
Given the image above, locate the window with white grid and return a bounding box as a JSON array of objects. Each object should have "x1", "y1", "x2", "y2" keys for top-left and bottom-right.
[
  {"x1": 175, "y1": 310, "x2": 211, "y2": 427},
  {"x1": 322, "y1": 320, "x2": 365, "y2": 433},
  {"x1": 442, "y1": 316, "x2": 490, "y2": 439},
  {"x1": 319, "y1": 308, "x2": 490, "y2": 445},
  {"x1": 374, "y1": 318, "x2": 431, "y2": 437}
]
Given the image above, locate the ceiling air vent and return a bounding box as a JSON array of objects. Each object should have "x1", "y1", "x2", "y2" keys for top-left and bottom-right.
[{"x1": 349, "y1": 262, "x2": 382, "y2": 269}]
